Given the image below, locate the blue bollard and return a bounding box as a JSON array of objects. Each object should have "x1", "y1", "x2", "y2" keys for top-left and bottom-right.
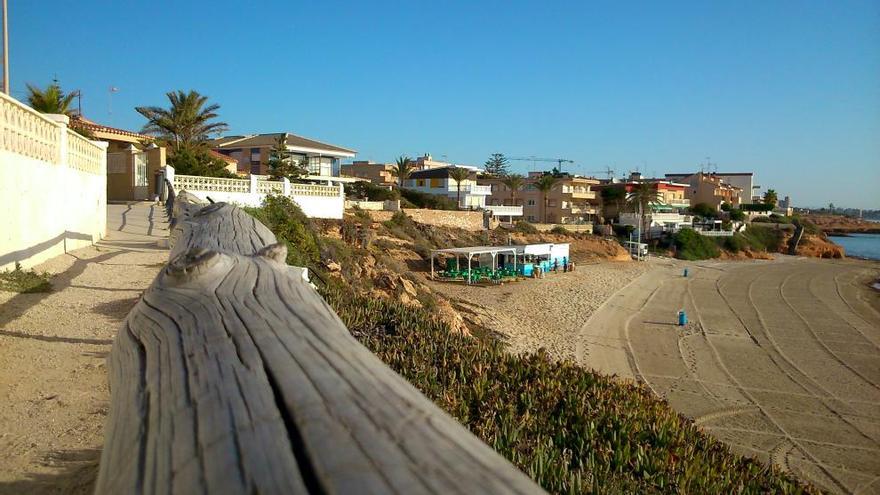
[
  {"x1": 678, "y1": 310, "x2": 688, "y2": 326},
  {"x1": 683, "y1": 268, "x2": 689, "y2": 278}
]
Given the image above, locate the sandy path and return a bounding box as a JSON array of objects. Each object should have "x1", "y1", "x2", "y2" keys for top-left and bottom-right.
[
  {"x1": 0, "y1": 203, "x2": 168, "y2": 494},
  {"x1": 581, "y1": 256, "x2": 880, "y2": 494},
  {"x1": 428, "y1": 261, "x2": 649, "y2": 361}
]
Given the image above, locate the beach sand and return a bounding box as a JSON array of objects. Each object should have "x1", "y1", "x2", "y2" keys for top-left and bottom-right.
[
  {"x1": 580, "y1": 256, "x2": 880, "y2": 494},
  {"x1": 428, "y1": 261, "x2": 650, "y2": 359},
  {"x1": 431, "y1": 255, "x2": 880, "y2": 493}
]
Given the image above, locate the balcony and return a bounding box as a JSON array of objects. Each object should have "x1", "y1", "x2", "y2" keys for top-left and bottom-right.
[
  {"x1": 668, "y1": 198, "x2": 690, "y2": 207},
  {"x1": 569, "y1": 190, "x2": 595, "y2": 200},
  {"x1": 569, "y1": 206, "x2": 597, "y2": 215},
  {"x1": 484, "y1": 205, "x2": 523, "y2": 217},
  {"x1": 463, "y1": 184, "x2": 492, "y2": 195}
]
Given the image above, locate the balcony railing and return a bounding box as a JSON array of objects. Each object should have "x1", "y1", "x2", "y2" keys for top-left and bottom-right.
[
  {"x1": 569, "y1": 190, "x2": 596, "y2": 200},
  {"x1": 484, "y1": 205, "x2": 523, "y2": 216},
  {"x1": 464, "y1": 184, "x2": 492, "y2": 195}
]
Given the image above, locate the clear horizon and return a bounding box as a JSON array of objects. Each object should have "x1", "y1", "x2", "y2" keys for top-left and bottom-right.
[{"x1": 9, "y1": 0, "x2": 880, "y2": 209}]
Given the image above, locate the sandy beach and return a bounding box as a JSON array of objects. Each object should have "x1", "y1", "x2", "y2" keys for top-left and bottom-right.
[
  {"x1": 428, "y1": 261, "x2": 649, "y2": 359},
  {"x1": 432, "y1": 255, "x2": 880, "y2": 493}
]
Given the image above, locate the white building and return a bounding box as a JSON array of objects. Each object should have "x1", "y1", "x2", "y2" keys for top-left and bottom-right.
[
  {"x1": 619, "y1": 212, "x2": 694, "y2": 237},
  {"x1": 403, "y1": 166, "x2": 492, "y2": 209}
]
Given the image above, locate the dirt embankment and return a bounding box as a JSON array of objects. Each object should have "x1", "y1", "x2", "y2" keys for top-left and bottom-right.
[
  {"x1": 320, "y1": 214, "x2": 632, "y2": 336},
  {"x1": 805, "y1": 214, "x2": 880, "y2": 234},
  {"x1": 788, "y1": 232, "x2": 846, "y2": 258}
]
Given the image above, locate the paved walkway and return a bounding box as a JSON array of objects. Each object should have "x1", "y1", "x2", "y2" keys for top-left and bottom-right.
[
  {"x1": 580, "y1": 257, "x2": 880, "y2": 494},
  {"x1": 0, "y1": 203, "x2": 168, "y2": 494}
]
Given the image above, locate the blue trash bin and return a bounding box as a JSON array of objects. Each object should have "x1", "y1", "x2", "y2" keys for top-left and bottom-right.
[{"x1": 678, "y1": 310, "x2": 688, "y2": 326}]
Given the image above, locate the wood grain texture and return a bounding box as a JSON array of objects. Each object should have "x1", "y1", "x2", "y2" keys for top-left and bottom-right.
[{"x1": 96, "y1": 199, "x2": 545, "y2": 495}]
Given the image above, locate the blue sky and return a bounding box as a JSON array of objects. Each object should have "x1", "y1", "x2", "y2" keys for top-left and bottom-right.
[{"x1": 11, "y1": 0, "x2": 880, "y2": 208}]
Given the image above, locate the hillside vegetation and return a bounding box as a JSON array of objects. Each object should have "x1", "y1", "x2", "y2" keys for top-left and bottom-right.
[{"x1": 245, "y1": 196, "x2": 815, "y2": 494}]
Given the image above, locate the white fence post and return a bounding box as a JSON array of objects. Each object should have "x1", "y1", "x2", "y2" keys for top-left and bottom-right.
[
  {"x1": 282, "y1": 177, "x2": 291, "y2": 196},
  {"x1": 249, "y1": 174, "x2": 258, "y2": 195}
]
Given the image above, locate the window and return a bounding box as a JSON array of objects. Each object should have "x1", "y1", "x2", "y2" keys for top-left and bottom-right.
[
  {"x1": 250, "y1": 148, "x2": 261, "y2": 161},
  {"x1": 561, "y1": 201, "x2": 569, "y2": 209},
  {"x1": 548, "y1": 200, "x2": 557, "y2": 207},
  {"x1": 416, "y1": 179, "x2": 426, "y2": 187},
  {"x1": 527, "y1": 199, "x2": 536, "y2": 206},
  {"x1": 430, "y1": 178, "x2": 442, "y2": 188},
  {"x1": 527, "y1": 215, "x2": 537, "y2": 222}
]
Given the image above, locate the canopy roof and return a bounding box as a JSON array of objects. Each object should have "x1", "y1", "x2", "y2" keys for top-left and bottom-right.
[{"x1": 431, "y1": 246, "x2": 518, "y2": 257}]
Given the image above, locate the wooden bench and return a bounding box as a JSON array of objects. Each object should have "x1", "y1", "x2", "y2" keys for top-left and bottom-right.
[{"x1": 95, "y1": 191, "x2": 544, "y2": 494}]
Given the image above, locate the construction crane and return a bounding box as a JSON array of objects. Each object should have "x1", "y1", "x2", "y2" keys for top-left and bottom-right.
[
  {"x1": 509, "y1": 156, "x2": 574, "y2": 173},
  {"x1": 582, "y1": 166, "x2": 616, "y2": 180}
]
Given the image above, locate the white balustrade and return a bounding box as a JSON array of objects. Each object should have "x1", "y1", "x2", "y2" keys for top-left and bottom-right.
[
  {"x1": 0, "y1": 92, "x2": 62, "y2": 164},
  {"x1": 175, "y1": 174, "x2": 251, "y2": 193},
  {"x1": 257, "y1": 179, "x2": 284, "y2": 195},
  {"x1": 67, "y1": 130, "x2": 104, "y2": 175}
]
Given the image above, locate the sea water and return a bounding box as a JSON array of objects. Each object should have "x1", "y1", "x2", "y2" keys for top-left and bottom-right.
[{"x1": 830, "y1": 233, "x2": 880, "y2": 261}]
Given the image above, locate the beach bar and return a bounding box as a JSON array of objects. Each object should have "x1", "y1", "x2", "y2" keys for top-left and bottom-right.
[
  {"x1": 430, "y1": 245, "x2": 519, "y2": 283},
  {"x1": 430, "y1": 243, "x2": 570, "y2": 283}
]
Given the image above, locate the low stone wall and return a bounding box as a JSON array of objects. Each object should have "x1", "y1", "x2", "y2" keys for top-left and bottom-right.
[{"x1": 367, "y1": 208, "x2": 487, "y2": 231}]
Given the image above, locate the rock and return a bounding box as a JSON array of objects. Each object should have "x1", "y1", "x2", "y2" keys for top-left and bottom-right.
[
  {"x1": 326, "y1": 261, "x2": 341, "y2": 272},
  {"x1": 399, "y1": 277, "x2": 418, "y2": 298}
]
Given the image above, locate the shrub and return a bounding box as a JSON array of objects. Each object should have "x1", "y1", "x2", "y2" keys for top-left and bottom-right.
[
  {"x1": 346, "y1": 181, "x2": 399, "y2": 201},
  {"x1": 0, "y1": 263, "x2": 52, "y2": 293},
  {"x1": 741, "y1": 203, "x2": 774, "y2": 212},
  {"x1": 751, "y1": 216, "x2": 773, "y2": 223},
  {"x1": 673, "y1": 229, "x2": 720, "y2": 260},
  {"x1": 740, "y1": 225, "x2": 784, "y2": 252},
  {"x1": 168, "y1": 146, "x2": 237, "y2": 178},
  {"x1": 514, "y1": 221, "x2": 539, "y2": 234},
  {"x1": 549, "y1": 225, "x2": 569, "y2": 235},
  {"x1": 724, "y1": 233, "x2": 748, "y2": 252},
  {"x1": 399, "y1": 189, "x2": 459, "y2": 210},
  {"x1": 689, "y1": 202, "x2": 718, "y2": 219},
  {"x1": 242, "y1": 195, "x2": 321, "y2": 266},
  {"x1": 729, "y1": 209, "x2": 746, "y2": 222},
  {"x1": 319, "y1": 284, "x2": 815, "y2": 494}
]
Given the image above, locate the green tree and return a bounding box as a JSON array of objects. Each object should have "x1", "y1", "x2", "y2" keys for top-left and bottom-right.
[
  {"x1": 484, "y1": 153, "x2": 509, "y2": 176},
  {"x1": 267, "y1": 134, "x2": 306, "y2": 180},
  {"x1": 600, "y1": 186, "x2": 626, "y2": 219},
  {"x1": 448, "y1": 166, "x2": 471, "y2": 209},
  {"x1": 26, "y1": 82, "x2": 76, "y2": 114},
  {"x1": 391, "y1": 155, "x2": 414, "y2": 188},
  {"x1": 626, "y1": 182, "x2": 662, "y2": 239},
  {"x1": 690, "y1": 202, "x2": 718, "y2": 219},
  {"x1": 135, "y1": 90, "x2": 228, "y2": 152},
  {"x1": 535, "y1": 174, "x2": 559, "y2": 223},
  {"x1": 167, "y1": 147, "x2": 236, "y2": 178},
  {"x1": 501, "y1": 173, "x2": 524, "y2": 206},
  {"x1": 763, "y1": 189, "x2": 778, "y2": 207},
  {"x1": 729, "y1": 208, "x2": 746, "y2": 222}
]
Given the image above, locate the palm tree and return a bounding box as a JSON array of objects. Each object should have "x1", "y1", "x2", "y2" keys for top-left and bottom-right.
[
  {"x1": 763, "y1": 189, "x2": 778, "y2": 207},
  {"x1": 501, "y1": 173, "x2": 524, "y2": 206},
  {"x1": 391, "y1": 155, "x2": 413, "y2": 189},
  {"x1": 626, "y1": 182, "x2": 662, "y2": 240},
  {"x1": 26, "y1": 82, "x2": 76, "y2": 114},
  {"x1": 135, "y1": 90, "x2": 228, "y2": 152},
  {"x1": 535, "y1": 174, "x2": 559, "y2": 223},
  {"x1": 448, "y1": 166, "x2": 471, "y2": 209}
]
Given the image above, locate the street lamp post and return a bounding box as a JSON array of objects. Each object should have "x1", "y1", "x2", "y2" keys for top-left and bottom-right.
[{"x1": 2, "y1": 0, "x2": 8, "y2": 95}]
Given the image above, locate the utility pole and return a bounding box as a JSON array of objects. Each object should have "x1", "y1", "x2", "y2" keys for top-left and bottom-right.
[{"x1": 2, "y1": 0, "x2": 9, "y2": 95}]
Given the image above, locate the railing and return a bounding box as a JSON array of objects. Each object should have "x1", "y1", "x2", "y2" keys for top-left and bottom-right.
[
  {"x1": 290, "y1": 183, "x2": 339, "y2": 197},
  {"x1": 0, "y1": 92, "x2": 62, "y2": 163},
  {"x1": 485, "y1": 205, "x2": 523, "y2": 216},
  {"x1": 256, "y1": 179, "x2": 284, "y2": 194},
  {"x1": 95, "y1": 192, "x2": 544, "y2": 494},
  {"x1": 67, "y1": 129, "x2": 104, "y2": 175},
  {"x1": 464, "y1": 184, "x2": 492, "y2": 195},
  {"x1": 570, "y1": 189, "x2": 596, "y2": 199},
  {"x1": 696, "y1": 229, "x2": 734, "y2": 237},
  {"x1": 175, "y1": 174, "x2": 251, "y2": 193}
]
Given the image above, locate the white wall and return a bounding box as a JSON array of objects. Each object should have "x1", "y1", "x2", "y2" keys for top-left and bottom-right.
[
  {"x1": 172, "y1": 171, "x2": 344, "y2": 220},
  {"x1": 0, "y1": 110, "x2": 107, "y2": 271}
]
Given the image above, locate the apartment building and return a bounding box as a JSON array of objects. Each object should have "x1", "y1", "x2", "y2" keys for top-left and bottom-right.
[
  {"x1": 664, "y1": 172, "x2": 742, "y2": 210},
  {"x1": 210, "y1": 132, "x2": 356, "y2": 178},
  {"x1": 341, "y1": 160, "x2": 397, "y2": 187},
  {"x1": 597, "y1": 173, "x2": 691, "y2": 219},
  {"x1": 404, "y1": 166, "x2": 491, "y2": 209},
  {"x1": 666, "y1": 172, "x2": 748, "y2": 208},
  {"x1": 482, "y1": 173, "x2": 601, "y2": 224}
]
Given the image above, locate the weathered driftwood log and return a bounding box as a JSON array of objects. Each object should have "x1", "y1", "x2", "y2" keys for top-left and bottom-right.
[{"x1": 95, "y1": 199, "x2": 544, "y2": 495}]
